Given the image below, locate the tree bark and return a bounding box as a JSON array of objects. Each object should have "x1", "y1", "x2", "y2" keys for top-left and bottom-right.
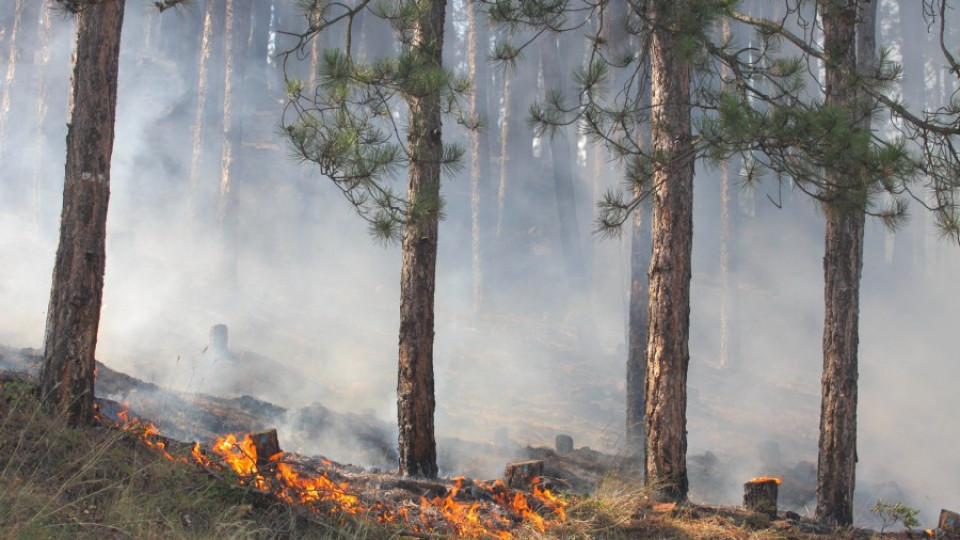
[
  {"x1": 31, "y1": 1, "x2": 54, "y2": 227},
  {"x1": 397, "y1": 0, "x2": 446, "y2": 478},
  {"x1": 188, "y1": 0, "x2": 219, "y2": 220},
  {"x1": 718, "y1": 17, "x2": 741, "y2": 370},
  {"x1": 718, "y1": 159, "x2": 741, "y2": 369},
  {"x1": 40, "y1": 0, "x2": 124, "y2": 426},
  {"x1": 0, "y1": 0, "x2": 25, "y2": 168},
  {"x1": 219, "y1": 0, "x2": 247, "y2": 289},
  {"x1": 626, "y1": 197, "x2": 651, "y2": 458},
  {"x1": 644, "y1": 0, "x2": 695, "y2": 502},
  {"x1": 815, "y1": 0, "x2": 870, "y2": 526},
  {"x1": 466, "y1": 0, "x2": 488, "y2": 318}
]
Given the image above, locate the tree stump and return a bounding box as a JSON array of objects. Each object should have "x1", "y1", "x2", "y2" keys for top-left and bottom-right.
[
  {"x1": 743, "y1": 477, "x2": 780, "y2": 517},
  {"x1": 555, "y1": 434, "x2": 573, "y2": 455},
  {"x1": 209, "y1": 324, "x2": 229, "y2": 354},
  {"x1": 250, "y1": 428, "x2": 281, "y2": 464},
  {"x1": 504, "y1": 460, "x2": 543, "y2": 491}
]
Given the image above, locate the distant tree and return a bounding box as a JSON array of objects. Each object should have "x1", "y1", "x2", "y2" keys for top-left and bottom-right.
[
  {"x1": 40, "y1": 0, "x2": 189, "y2": 425},
  {"x1": 281, "y1": 0, "x2": 468, "y2": 477}
]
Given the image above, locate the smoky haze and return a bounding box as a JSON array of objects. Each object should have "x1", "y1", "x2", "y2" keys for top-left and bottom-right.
[{"x1": 0, "y1": 0, "x2": 956, "y2": 529}]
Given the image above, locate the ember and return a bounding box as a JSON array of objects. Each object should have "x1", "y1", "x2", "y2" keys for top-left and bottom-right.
[
  {"x1": 748, "y1": 476, "x2": 782, "y2": 484},
  {"x1": 110, "y1": 411, "x2": 567, "y2": 538}
]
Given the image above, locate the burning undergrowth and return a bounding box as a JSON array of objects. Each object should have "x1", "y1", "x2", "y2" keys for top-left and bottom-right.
[{"x1": 109, "y1": 408, "x2": 568, "y2": 539}]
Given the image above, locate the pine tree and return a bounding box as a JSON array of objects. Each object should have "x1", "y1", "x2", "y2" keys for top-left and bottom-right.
[
  {"x1": 40, "y1": 0, "x2": 192, "y2": 425},
  {"x1": 281, "y1": 0, "x2": 468, "y2": 477},
  {"x1": 487, "y1": 0, "x2": 960, "y2": 508},
  {"x1": 40, "y1": 0, "x2": 124, "y2": 425}
]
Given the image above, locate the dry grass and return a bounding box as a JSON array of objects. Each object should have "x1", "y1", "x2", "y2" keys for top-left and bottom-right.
[
  {"x1": 0, "y1": 380, "x2": 912, "y2": 540},
  {"x1": 0, "y1": 380, "x2": 389, "y2": 540}
]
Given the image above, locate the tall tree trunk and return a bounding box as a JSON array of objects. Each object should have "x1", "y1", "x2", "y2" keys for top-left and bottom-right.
[
  {"x1": 466, "y1": 0, "x2": 488, "y2": 317},
  {"x1": 0, "y1": 0, "x2": 25, "y2": 167},
  {"x1": 626, "y1": 196, "x2": 651, "y2": 458},
  {"x1": 397, "y1": 0, "x2": 446, "y2": 478},
  {"x1": 32, "y1": 1, "x2": 53, "y2": 228},
  {"x1": 541, "y1": 33, "x2": 598, "y2": 352},
  {"x1": 496, "y1": 68, "x2": 511, "y2": 237},
  {"x1": 40, "y1": 0, "x2": 124, "y2": 426},
  {"x1": 189, "y1": 0, "x2": 219, "y2": 220},
  {"x1": 815, "y1": 0, "x2": 872, "y2": 526},
  {"x1": 718, "y1": 17, "x2": 741, "y2": 370},
  {"x1": 644, "y1": 0, "x2": 694, "y2": 502},
  {"x1": 219, "y1": 0, "x2": 247, "y2": 289}
]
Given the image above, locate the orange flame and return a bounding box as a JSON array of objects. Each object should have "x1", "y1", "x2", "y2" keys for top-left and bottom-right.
[
  {"x1": 748, "y1": 476, "x2": 782, "y2": 485},
  {"x1": 111, "y1": 410, "x2": 567, "y2": 538}
]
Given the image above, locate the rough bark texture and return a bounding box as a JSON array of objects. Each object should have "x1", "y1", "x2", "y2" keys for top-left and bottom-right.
[
  {"x1": 815, "y1": 0, "x2": 867, "y2": 527},
  {"x1": 627, "y1": 197, "x2": 651, "y2": 458},
  {"x1": 397, "y1": 0, "x2": 446, "y2": 478},
  {"x1": 644, "y1": 0, "x2": 694, "y2": 502},
  {"x1": 40, "y1": 0, "x2": 124, "y2": 426}
]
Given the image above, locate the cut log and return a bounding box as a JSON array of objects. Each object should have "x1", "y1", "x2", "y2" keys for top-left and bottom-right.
[
  {"x1": 250, "y1": 428, "x2": 281, "y2": 464},
  {"x1": 940, "y1": 509, "x2": 960, "y2": 534},
  {"x1": 555, "y1": 434, "x2": 573, "y2": 455},
  {"x1": 743, "y1": 477, "x2": 779, "y2": 517},
  {"x1": 504, "y1": 460, "x2": 544, "y2": 491}
]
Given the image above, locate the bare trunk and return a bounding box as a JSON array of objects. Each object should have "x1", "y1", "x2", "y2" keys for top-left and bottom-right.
[
  {"x1": 626, "y1": 197, "x2": 651, "y2": 457},
  {"x1": 40, "y1": 0, "x2": 124, "y2": 426},
  {"x1": 0, "y1": 0, "x2": 25, "y2": 166},
  {"x1": 397, "y1": 0, "x2": 446, "y2": 478},
  {"x1": 466, "y1": 0, "x2": 487, "y2": 317},
  {"x1": 541, "y1": 34, "x2": 598, "y2": 352},
  {"x1": 718, "y1": 18, "x2": 740, "y2": 370},
  {"x1": 32, "y1": 1, "x2": 54, "y2": 226},
  {"x1": 188, "y1": 0, "x2": 218, "y2": 217},
  {"x1": 496, "y1": 70, "x2": 511, "y2": 237},
  {"x1": 219, "y1": 0, "x2": 247, "y2": 288},
  {"x1": 815, "y1": 0, "x2": 871, "y2": 526},
  {"x1": 644, "y1": 0, "x2": 694, "y2": 502},
  {"x1": 718, "y1": 158, "x2": 741, "y2": 369}
]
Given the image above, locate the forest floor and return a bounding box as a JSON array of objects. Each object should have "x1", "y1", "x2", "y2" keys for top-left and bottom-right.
[{"x1": 0, "y1": 373, "x2": 936, "y2": 540}]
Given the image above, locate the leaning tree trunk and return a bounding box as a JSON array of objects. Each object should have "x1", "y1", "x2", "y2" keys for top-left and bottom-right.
[
  {"x1": 644, "y1": 0, "x2": 694, "y2": 502},
  {"x1": 397, "y1": 0, "x2": 446, "y2": 478},
  {"x1": 40, "y1": 0, "x2": 124, "y2": 426},
  {"x1": 815, "y1": 0, "x2": 871, "y2": 526}
]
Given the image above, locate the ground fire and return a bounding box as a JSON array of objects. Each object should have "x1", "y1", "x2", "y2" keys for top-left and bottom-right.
[{"x1": 112, "y1": 409, "x2": 567, "y2": 538}]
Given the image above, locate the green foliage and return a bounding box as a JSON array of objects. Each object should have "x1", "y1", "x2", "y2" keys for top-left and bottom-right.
[
  {"x1": 871, "y1": 499, "x2": 921, "y2": 533},
  {"x1": 483, "y1": 0, "x2": 960, "y2": 240},
  {"x1": 280, "y1": 0, "x2": 472, "y2": 246}
]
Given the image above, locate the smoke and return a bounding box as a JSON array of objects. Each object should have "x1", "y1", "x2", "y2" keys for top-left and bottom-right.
[{"x1": 0, "y1": 0, "x2": 958, "y2": 529}]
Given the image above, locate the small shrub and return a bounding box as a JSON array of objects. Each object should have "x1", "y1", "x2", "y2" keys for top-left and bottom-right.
[{"x1": 871, "y1": 498, "x2": 921, "y2": 532}]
